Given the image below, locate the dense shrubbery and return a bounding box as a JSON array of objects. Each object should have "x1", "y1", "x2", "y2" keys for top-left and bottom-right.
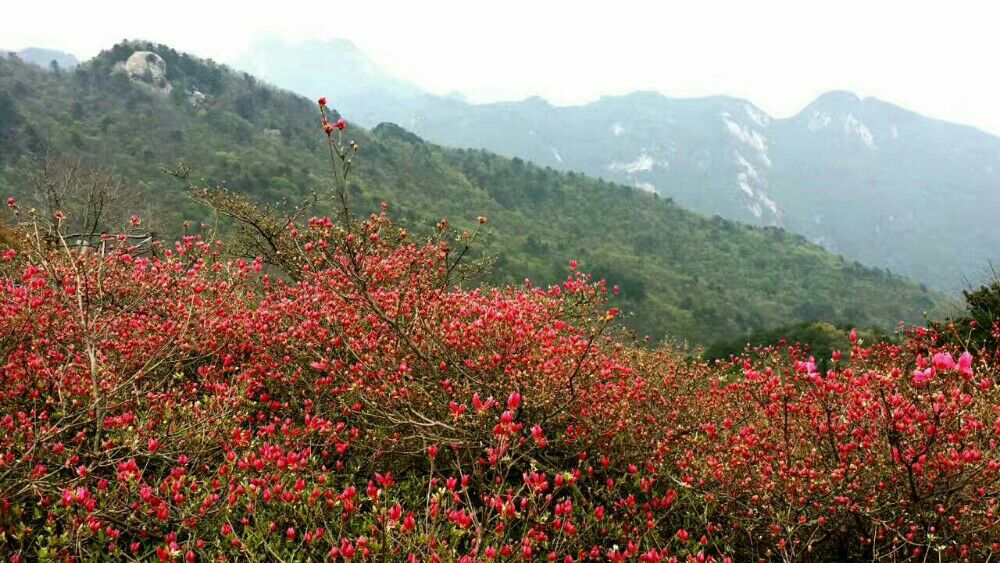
[
  {"x1": 1, "y1": 97, "x2": 998, "y2": 561},
  {"x1": 702, "y1": 321, "x2": 893, "y2": 368},
  {"x1": 2, "y1": 186, "x2": 1000, "y2": 561}
]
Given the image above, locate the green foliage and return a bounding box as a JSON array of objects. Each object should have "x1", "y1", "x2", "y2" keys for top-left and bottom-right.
[
  {"x1": 963, "y1": 276, "x2": 1000, "y2": 347},
  {"x1": 0, "y1": 41, "x2": 942, "y2": 345},
  {"x1": 935, "y1": 267, "x2": 1000, "y2": 350}
]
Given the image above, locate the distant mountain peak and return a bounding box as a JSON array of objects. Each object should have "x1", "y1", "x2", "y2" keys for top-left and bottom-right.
[
  {"x1": 615, "y1": 90, "x2": 667, "y2": 101},
  {"x1": 8, "y1": 47, "x2": 80, "y2": 70},
  {"x1": 444, "y1": 91, "x2": 469, "y2": 102},
  {"x1": 812, "y1": 90, "x2": 862, "y2": 105},
  {"x1": 372, "y1": 122, "x2": 425, "y2": 144},
  {"x1": 519, "y1": 95, "x2": 551, "y2": 107},
  {"x1": 232, "y1": 38, "x2": 424, "y2": 101},
  {"x1": 799, "y1": 91, "x2": 904, "y2": 117},
  {"x1": 201, "y1": 38, "x2": 1000, "y2": 293}
]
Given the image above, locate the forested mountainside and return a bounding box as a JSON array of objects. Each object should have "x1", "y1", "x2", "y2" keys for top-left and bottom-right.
[
  {"x1": 0, "y1": 42, "x2": 940, "y2": 344},
  {"x1": 239, "y1": 40, "x2": 1000, "y2": 293}
]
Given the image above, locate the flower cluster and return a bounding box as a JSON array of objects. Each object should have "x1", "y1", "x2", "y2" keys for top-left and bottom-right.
[
  {"x1": 0, "y1": 97, "x2": 997, "y2": 560},
  {"x1": 0, "y1": 206, "x2": 996, "y2": 561}
]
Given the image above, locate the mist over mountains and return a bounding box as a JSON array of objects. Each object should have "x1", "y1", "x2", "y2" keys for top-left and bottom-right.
[{"x1": 234, "y1": 39, "x2": 1000, "y2": 293}]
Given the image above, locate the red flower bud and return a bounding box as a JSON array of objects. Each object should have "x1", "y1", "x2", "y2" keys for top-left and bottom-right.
[{"x1": 507, "y1": 392, "x2": 521, "y2": 410}]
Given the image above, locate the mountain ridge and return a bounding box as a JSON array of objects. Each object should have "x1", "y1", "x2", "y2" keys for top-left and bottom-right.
[
  {"x1": 230, "y1": 39, "x2": 998, "y2": 292},
  {"x1": 0, "y1": 39, "x2": 943, "y2": 345},
  {"x1": 5, "y1": 47, "x2": 81, "y2": 70}
]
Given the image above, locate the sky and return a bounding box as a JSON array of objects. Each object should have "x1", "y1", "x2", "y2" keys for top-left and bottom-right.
[{"x1": 4, "y1": 0, "x2": 1000, "y2": 135}]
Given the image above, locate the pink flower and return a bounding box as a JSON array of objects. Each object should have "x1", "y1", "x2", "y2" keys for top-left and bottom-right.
[
  {"x1": 795, "y1": 359, "x2": 818, "y2": 375},
  {"x1": 531, "y1": 425, "x2": 547, "y2": 447},
  {"x1": 387, "y1": 503, "x2": 402, "y2": 523},
  {"x1": 913, "y1": 368, "x2": 934, "y2": 384},
  {"x1": 334, "y1": 118, "x2": 347, "y2": 130},
  {"x1": 340, "y1": 539, "x2": 356, "y2": 559},
  {"x1": 958, "y1": 351, "x2": 974, "y2": 379},
  {"x1": 318, "y1": 97, "x2": 327, "y2": 107},
  {"x1": 932, "y1": 352, "x2": 956, "y2": 371},
  {"x1": 472, "y1": 393, "x2": 495, "y2": 412},
  {"x1": 427, "y1": 444, "x2": 438, "y2": 458},
  {"x1": 507, "y1": 392, "x2": 521, "y2": 410},
  {"x1": 402, "y1": 512, "x2": 416, "y2": 532}
]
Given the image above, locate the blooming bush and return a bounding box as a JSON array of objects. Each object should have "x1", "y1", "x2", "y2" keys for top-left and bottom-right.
[{"x1": 1, "y1": 101, "x2": 999, "y2": 561}]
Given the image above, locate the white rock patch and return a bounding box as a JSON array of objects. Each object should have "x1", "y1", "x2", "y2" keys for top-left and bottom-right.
[
  {"x1": 549, "y1": 146, "x2": 563, "y2": 163},
  {"x1": 744, "y1": 104, "x2": 770, "y2": 127},
  {"x1": 845, "y1": 113, "x2": 876, "y2": 149},
  {"x1": 607, "y1": 151, "x2": 657, "y2": 174},
  {"x1": 723, "y1": 116, "x2": 771, "y2": 167},
  {"x1": 808, "y1": 111, "x2": 832, "y2": 132}
]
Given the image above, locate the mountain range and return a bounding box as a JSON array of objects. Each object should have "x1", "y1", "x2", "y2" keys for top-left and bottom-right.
[
  {"x1": 0, "y1": 42, "x2": 941, "y2": 345},
  {"x1": 232, "y1": 39, "x2": 1000, "y2": 293},
  {"x1": 4, "y1": 47, "x2": 80, "y2": 70}
]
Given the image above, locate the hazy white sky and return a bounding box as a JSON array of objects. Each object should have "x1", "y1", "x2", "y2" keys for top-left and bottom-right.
[{"x1": 4, "y1": 0, "x2": 1000, "y2": 134}]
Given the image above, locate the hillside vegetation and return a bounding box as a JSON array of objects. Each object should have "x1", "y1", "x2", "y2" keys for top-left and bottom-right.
[
  {"x1": 1, "y1": 179, "x2": 998, "y2": 560},
  {"x1": 244, "y1": 39, "x2": 1000, "y2": 292},
  {"x1": 0, "y1": 41, "x2": 941, "y2": 344}
]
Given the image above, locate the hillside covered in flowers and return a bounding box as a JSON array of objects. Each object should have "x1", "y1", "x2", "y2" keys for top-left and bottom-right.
[{"x1": 1, "y1": 99, "x2": 999, "y2": 560}]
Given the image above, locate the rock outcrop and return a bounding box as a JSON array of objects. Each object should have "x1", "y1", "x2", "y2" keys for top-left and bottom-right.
[
  {"x1": 188, "y1": 90, "x2": 206, "y2": 107},
  {"x1": 114, "y1": 51, "x2": 172, "y2": 95}
]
